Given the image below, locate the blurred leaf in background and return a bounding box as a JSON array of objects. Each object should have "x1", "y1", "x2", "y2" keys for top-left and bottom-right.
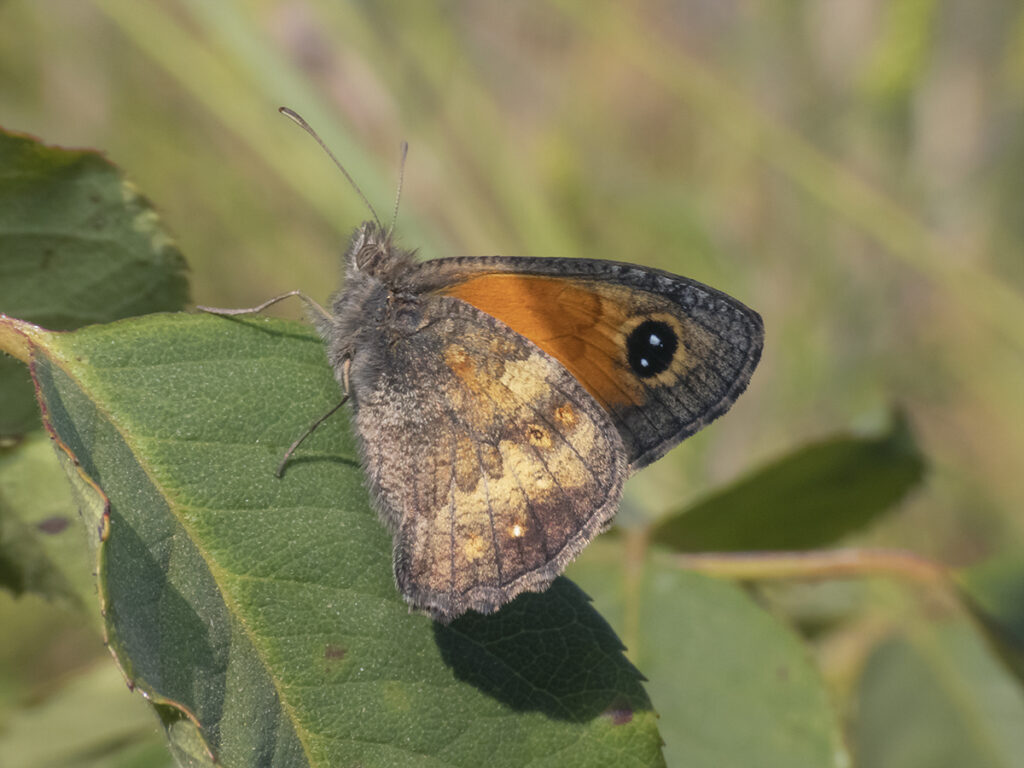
[
  {"x1": 648, "y1": 411, "x2": 926, "y2": 553},
  {"x1": 0, "y1": 130, "x2": 189, "y2": 436},
  {"x1": 2, "y1": 1, "x2": 1024, "y2": 767}
]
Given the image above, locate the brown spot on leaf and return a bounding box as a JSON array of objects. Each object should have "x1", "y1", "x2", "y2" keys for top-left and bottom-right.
[
  {"x1": 603, "y1": 707, "x2": 633, "y2": 725},
  {"x1": 324, "y1": 644, "x2": 347, "y2": 660},
  {"x1": 36, "y1": 516, "x2": 70, "y2": 534}
]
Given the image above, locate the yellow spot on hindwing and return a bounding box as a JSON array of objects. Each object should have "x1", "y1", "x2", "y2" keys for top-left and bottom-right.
[
  {"x1": 498, "y1": 352, "x2": 552, "y2": 404},
  {"x1": 554, "y1": 404, "x2": 577, "y2": 426},
  {"x1": 463, "y1": 534, "x2": 485, "y2": 561},
  {"x1": 526, "y1": 424, "x2": 551, "y2": 449}
]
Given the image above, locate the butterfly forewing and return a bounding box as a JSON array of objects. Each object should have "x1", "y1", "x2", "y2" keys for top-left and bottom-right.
[{"x1": 418, "y1": 257, "x2": 764, "y2": 472}]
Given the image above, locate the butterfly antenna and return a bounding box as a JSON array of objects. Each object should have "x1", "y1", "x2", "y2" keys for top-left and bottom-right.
[
  {"x1": 278, "y1": 106, "x2": 383, "y2": 230},
  {"x1": 386, "y1": 141, "x2": 409, "y2": 242}
]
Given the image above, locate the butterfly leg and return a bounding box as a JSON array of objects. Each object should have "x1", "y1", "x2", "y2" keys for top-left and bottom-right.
[
  {"x1": 274, "y1": 358, "x2": 351, "y2": 477},
  {"x1": 275, "y1": 394, "x2": 350, "y2": 478},
  {"x1": 196, "y1": 290, "x2": 332, "y2": 325},
  {"x1": 340, "y1": 356, "x2": 352, "y2": 397}
]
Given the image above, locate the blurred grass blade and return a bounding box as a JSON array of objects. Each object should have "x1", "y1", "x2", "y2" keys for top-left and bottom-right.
[
  {"x1": 858, "y1": 0, "x2": 940, "y2": 102},
  {"x1": 0, "y1": 128, "x2": 189, "y2": 436},
  {"x1": 91, "y1": 0, "x2": 442, "y2": 253},
  {"x1": 649, "y1": 413, "x2": 925, "y2": 552},
  {"x1": 0, "y1": 313, "x2": 664, "y2": 768},
  {"x1": 553, "y1": 0, "x2": 1024, "y2": 353}
]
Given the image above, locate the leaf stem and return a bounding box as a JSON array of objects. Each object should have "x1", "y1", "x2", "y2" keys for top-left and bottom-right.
[
  {"x1": 0, "y1": 315, "x2": 45, "y2": 363},
  {"x1": 621, "y1": 527, "x2": 648, "y2": 654},
  {"x1": 671, "y1": 548, "x2": 949, "y2": 586}
]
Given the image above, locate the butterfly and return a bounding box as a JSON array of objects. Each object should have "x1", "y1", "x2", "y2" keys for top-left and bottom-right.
[{"x1": 201, "y1": 110, "x2": 763, "y2": 622}]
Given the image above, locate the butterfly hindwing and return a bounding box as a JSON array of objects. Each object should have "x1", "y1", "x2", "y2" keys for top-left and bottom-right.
[{"x1": 350, "y1": 295, "x2": 626, "y2": 620}]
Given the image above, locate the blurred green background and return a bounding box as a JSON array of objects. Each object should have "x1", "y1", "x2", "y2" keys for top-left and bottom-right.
[{"x1": 2, "y1": 1, "x2": 1023, "y2": 765}]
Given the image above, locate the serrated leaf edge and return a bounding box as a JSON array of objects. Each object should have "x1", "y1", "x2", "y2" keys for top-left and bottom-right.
[{"x1": 20, "y1": 323, "x2": 233, "y2": 765}]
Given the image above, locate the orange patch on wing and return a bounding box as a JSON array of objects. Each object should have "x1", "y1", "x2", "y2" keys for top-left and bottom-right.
[{"x1": 441, "y1": 274, "x2": 641, "y2": 408}]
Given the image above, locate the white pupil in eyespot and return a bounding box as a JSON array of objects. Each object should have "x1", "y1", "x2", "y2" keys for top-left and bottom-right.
[
  {"x1": 649, "y1": 333, "x2": 662, "y2": 347},
  {"x1": 640, "y1": 358, "x2": 649, "y2": 367}
]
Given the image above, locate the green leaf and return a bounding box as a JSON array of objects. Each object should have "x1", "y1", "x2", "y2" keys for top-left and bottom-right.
[
  {"x1": 956, "y1": 554, "x2": 1024, "y2": 686},
  {"x1": 648, "y1": 413, "x2": 926, "y2": 552},
  {"x1": 0, "y1": 432, "x2": 94, "y2": 605},
  {"x1": 3, "y1": 313, "x2": 663, "y2": 768},
  {"x1": 853, "y1": 622, "x2": 1024, "y2": 768},
  {"x1": 0, "y1": 128, "x2": 189, "y2": 437},
  {"x1": 0, "y1": 660, "x2": 172, "y2": 768},
  {"x1": 568, "y1": 539, "x2": 849, "y2": 768}
]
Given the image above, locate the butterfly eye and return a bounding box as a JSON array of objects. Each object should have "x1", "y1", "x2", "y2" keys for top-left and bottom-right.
[{"x1": 626, "y1": 319, "x2": 678, "y2": 378}]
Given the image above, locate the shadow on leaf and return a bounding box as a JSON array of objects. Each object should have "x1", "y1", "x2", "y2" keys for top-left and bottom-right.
[
  {"x1": 433, "y1": 577, "x2": 652, "y2": 722},
  {"x1": 278, "y1": 453, "x2": 360, "y2": 475}
]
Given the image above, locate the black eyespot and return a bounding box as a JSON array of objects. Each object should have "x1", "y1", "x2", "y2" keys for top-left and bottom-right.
[{"x1": 626, "y1": 320, "x2": 678, "y2": 378}]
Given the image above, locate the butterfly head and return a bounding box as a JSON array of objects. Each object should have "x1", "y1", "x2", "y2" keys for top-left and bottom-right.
[{"x1": 345, "y1": 221, "x2": 417, "y2": 285}]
